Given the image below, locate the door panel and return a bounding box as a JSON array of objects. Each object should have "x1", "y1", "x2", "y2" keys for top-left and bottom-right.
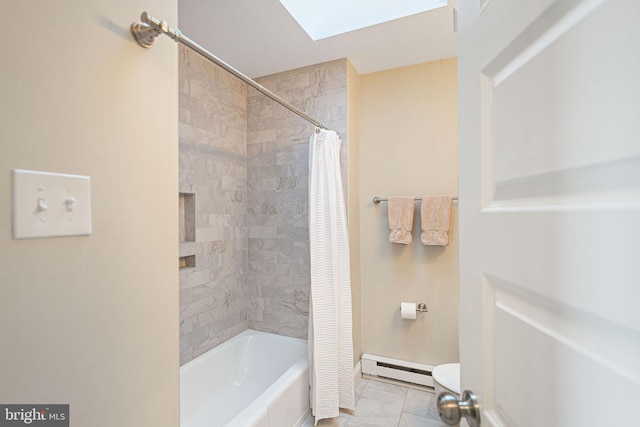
[
  {"x1": 458, "y1": 0, "x2": 640, "y2": 426},
  {"x1": 486, "y1": 0, "x2": 640, "y2": 201}
]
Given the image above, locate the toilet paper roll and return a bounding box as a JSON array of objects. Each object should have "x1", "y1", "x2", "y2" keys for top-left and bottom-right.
[{"x1": 400, "y1": 302, "x2": 417, "y2": 320}]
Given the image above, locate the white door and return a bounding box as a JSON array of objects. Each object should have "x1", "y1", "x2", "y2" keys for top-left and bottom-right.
[{"x1": 457, "y1": 0, "x2": 640, "y2": 426}]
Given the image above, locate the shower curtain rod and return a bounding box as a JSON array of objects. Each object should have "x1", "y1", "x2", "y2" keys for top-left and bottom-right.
[{"x1": 131, "y1": 12, "x2": 327, "y2": 130}]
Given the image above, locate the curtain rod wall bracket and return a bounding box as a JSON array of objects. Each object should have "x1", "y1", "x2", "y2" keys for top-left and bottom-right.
[
  {"x1": 131, "y1": 13, "x2": 163, "y2": 48},
  {"x1": 130, "y1": 11, "x2": 326, "y2": 130},
  {"x1": 130, "y1": 21, "x2": 160, "y2": 48}
]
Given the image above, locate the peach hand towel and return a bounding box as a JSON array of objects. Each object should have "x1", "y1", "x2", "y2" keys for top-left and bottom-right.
[
  {"x1": 388, "y1": 196, "x2": 415, "y2": 244},
  {"x1": 421, "y1": 196, "x2": 453, "y2": 246}
]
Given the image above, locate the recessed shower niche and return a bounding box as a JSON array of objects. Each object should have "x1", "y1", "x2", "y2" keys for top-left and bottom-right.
[
  {"x1": 179, "y1": 192, "x2": 196, "y2": 270},
  {"x1": 179, "y1": 254, "x2": 196, "y2": 269},
  {"x1": 179, "y1": 192, "x2": 195, "y2": 243}
]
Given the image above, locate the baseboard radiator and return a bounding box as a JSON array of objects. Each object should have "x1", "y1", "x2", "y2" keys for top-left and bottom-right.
[{"x1": 361, "y1": 353, "x2": 434, "y2": 388}]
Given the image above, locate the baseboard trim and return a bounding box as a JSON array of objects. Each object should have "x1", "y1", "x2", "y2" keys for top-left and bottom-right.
[{"x1": 354, "y1": 360, "x2": 362, "y2": 390}]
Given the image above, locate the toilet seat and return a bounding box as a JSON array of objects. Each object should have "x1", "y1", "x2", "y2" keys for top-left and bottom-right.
[{"x1": 432, "y1": 363, "x2": 460, "y2": 394}]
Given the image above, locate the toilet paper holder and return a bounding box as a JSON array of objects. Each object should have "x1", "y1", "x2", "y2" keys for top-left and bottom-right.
[{"x1": 401, "y1": 302, "x2": 428, "y2": 313}]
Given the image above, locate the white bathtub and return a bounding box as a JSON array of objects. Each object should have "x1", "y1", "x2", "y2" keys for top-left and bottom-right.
[{"x1": 180, "y1": 329, "x2": 310, "y2": 427}]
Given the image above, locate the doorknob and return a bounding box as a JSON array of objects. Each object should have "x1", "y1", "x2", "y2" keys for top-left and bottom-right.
[{"x1": 437, "y1": 390, "x2": 480, "y2": 427}]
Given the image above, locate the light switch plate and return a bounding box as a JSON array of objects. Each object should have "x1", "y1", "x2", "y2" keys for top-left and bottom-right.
[{"x1": 12, "y1": 169, "x2": 92, "y2": 239}]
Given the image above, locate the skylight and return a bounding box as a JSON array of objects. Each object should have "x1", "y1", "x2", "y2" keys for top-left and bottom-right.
[{"x1": 278, "y1": 0, "x2": 448, "y2": 41}]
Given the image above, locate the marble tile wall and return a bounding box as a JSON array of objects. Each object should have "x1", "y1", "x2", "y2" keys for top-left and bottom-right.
[
  {"x1": 179, "y1": 48, "x2": 349, "y2": 362},
  {"x1": 178, "y1": 45, "x2": 250, "y2": 365},
  {"x1": 246, "y1": 59, "x2": 348, "y2": 338}
]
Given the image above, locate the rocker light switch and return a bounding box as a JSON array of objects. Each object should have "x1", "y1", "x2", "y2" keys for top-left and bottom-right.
[{"x1": 12, "y1": 169, "x2": 92, "y2": 239}]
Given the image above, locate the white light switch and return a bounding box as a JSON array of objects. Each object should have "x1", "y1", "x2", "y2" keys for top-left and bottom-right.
[{"x1": 12, "y1": 169, "x2": 92, "y2": 239}]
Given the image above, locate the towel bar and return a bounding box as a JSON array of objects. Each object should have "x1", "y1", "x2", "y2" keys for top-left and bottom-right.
[{"x1": 373, "y1": 196, "x2": 458, "y2": 204}]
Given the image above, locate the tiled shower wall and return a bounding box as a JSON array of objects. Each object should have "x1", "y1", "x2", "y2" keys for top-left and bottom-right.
[
  {"x1": 179, "y1": 46, "x2": 348, "y2": 363},
  {"x1": 178, "y1": 45, "x2": 250, "y2": 365},
  {"x1": 247, "y1": 60, "x2": 348, "y2": 339}
]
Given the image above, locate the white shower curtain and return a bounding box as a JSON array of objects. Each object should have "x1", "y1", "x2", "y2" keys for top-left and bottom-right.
[{"x1": 308, "y1": 128, "x2": 355, "y2": 423}]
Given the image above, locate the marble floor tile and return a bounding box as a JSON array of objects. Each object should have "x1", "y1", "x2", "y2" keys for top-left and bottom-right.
[
  {"x1": 402, "y1": 387, "x2": 434, "y2": 418},
  {"x1": 303, "y1": 411, "x2": 350, "y2": 427},
  {"x1": 305, "y1": 379, "x2": 447, "y2": 427},
  {"x1": 399, "y1": 412, "x2": 448, "y2": 427},
  {"x1": 353, "y1": 385, "x2": 406, "y2": 418},
  {"x1": 345, "y1": 416, "x2": 400, "y2": 427},
  {"x1": 425, "y1": 394, "x2": 442, "y2": 421},
  {"x1": 366, "y1": 379, "x2": 409, "y2": 396}
]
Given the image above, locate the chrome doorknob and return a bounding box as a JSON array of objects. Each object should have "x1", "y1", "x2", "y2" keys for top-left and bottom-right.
[{"x1": 437, "y1": 390, "x2": 481, "y2": 427}]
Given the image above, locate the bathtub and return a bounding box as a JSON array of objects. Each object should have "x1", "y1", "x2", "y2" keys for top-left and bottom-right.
[{"x1": 180, "y1": 329, "x2": 310, "y2": 427}]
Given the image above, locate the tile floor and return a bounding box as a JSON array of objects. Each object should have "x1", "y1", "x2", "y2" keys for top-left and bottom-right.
[{"x1": 303, "y1": 378, "x2": 448, "y2": 427}]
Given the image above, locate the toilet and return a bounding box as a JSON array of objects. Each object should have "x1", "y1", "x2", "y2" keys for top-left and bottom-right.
[{"x1": 432, "y1": 363, "x2": 460, "y2": 397}]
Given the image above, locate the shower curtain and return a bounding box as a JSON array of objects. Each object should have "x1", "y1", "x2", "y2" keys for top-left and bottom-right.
[{"x1": 308, "y1": 128, "x2": 355, "y2": 423}]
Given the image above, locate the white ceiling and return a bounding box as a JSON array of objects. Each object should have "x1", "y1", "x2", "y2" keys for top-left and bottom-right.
[{"x1": 178, "y1": 0, "x2": 458, "y2": 78}]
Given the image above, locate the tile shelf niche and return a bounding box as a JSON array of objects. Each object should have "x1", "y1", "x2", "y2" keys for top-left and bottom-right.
[
  {"x1": 179, "y1": 192, "x2": 196, "y2": 243},
  {"x1": 179, "y1": 193, "x2": 196, "y2": 269},
  {"x1": 179, "y1": 254, "x2": 196, "y2": 269}
]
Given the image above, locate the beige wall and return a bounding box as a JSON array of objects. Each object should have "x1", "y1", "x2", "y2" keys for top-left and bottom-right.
[
  {"x1": 359, "y1": 58, "x2": 459, "y2": 366},
  {"x1": 0, "y1": 2, "x2": 179, "y2": 426}
]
